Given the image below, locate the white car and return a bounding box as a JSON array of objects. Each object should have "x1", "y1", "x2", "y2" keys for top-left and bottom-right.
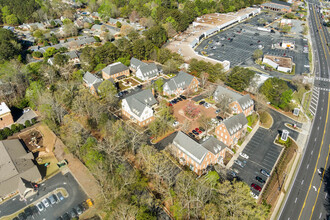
[
  {"x1": 42, "y1": 198, "x2": 49, "y2": 208},
  {"x1": 172, "y1": 121, "x2": 179, "y2": 127},
  {"x1": 203, "y1": 102, "x2": 211, "y2": 108},
  {"x1": 36, "y1": 202, "x2": 44, "y2": 211},
  {"x1": 250, "y1": 192, "x2": 259, "y2": 200},
  {"x1": 239, "y1": 152, "x2": 249, "y2": 159}
]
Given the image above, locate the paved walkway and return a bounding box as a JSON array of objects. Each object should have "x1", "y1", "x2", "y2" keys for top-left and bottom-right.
[{"x1": 226, "y1": 121, "x2": 260, "y2": 169}]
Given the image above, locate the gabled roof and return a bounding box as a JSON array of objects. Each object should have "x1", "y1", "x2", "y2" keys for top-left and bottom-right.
[
  {"x1": 165, "y1": 71, "x2": 195, "y2": 92},
  {"x1": 83, "y1": 71, "x2": 102, "y2": 86},
  {"x1": 200, "y1": 136, "x2": 226, "y2": 155},
  {"x1": 173, "y1": 131, "x2": 208, "y2": 164},
  {"x1": 130, "y1": 57, "x2": 147, "y2": 70},
  {"x1": 173, "y1": 132, "x2": 226, "y2": 165},
  {"x1": 102, "y1": 62, "x2": 129, "y2": 76},
  {"x1": 0, "y1": 139, "x2": 41, "y2": 198},
  {"x1": 214, "y1": 85, "x2": 253, "y2": 110},
  {"x1": 64, "y1": 51, "x2": 79, "y2": 59},
  {"x1": 124, "y1": 89, "x2": 157, "y2": 117},
  {"x1": 223, "y1": 113, "x2": 248, "y2": 136},
  {"x1": 138, "y1": 63, "x2": 158, "y2": 78}
]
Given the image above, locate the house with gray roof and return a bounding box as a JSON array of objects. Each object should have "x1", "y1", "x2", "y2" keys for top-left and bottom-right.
[
  {"x1": 172, "y1": 131, "x2": 227, "y2": 175},
  {"x1": 102, "y1": 62, "x2": 130, "y2": 80},
  {"x1": 214, "y1": 85, "x2": 254, "y2": 117},
  {"x1": 130, "y1": 57, "x2": 161, "y2": 81},
  {"x1": 83, "y1": 71, "x2": 103, "y2": 95},
  {"x1": 215, "y1": 113, "x2": 248, "y2": 147},
  {"x1": 0, "y1": 139, "x2": 42, "y2": 200},
  {"x1": 163, "y1": 71, "x2": 199, "y2": 96},
  {"x1": 121, "y1": 89, "x2": 157, "y2": 127}
]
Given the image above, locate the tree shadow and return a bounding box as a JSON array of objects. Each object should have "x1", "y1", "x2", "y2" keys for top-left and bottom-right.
[{"x1": 323, "y1": 166, "x2": 330, "y2": 214}]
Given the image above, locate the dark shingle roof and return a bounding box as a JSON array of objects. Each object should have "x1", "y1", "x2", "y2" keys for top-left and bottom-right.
[
  {"x1": 223, "y1": 113, "x2": 248, "y2": 136},
  {"x1": 214, "y1": 85, "x2": 253, "y2": 110},
  {"x1": 130, "y1": 57, "x2": 147, "y2": 70},
  {"x1": 200, "y1": 136, "x2": 226, "y2": 155},
  {"x1": 102, "y1": 62, "x2": 129, "y2": 76}
]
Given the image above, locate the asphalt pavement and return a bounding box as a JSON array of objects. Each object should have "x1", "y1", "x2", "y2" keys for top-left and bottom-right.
[
  {"x1": 0, "y1": 172, "x2": 87, "y2": 219},
  {"x1": 278, "y1": 1, "x2": 330, "y2": 220}
]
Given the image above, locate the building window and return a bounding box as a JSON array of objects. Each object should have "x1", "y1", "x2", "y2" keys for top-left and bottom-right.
[
  {"x1": 217, "y1": 130, "x2": 219, "y2": 134},
  {"x1": 221, "y1": 133, "x2": 223, "y2": 137},
  {"x1": 225, "y1": 135, "x2": 227, "y2": 139}
]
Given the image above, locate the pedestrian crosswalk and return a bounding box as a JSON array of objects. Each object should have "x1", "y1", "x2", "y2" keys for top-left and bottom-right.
[
  {"x1": 309, "y1": 87, "x2": 320, "y2": 116},
  {"x1": 315, "y1": 77, "x2": 330, "y2": 82}
]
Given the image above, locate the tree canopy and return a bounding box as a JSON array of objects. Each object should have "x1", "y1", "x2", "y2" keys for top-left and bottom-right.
[
  {"x1": 259, "y1": 77, "x2": 293, "y2": 110},
  {"x1": 225, "y1": 66, "x2": 255, "y2": 92},
  {"x1": 0, "y1": 29, "x2": 22, "y2": 62}
]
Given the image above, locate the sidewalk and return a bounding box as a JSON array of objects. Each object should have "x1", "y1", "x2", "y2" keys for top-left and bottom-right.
[{"x1": 226, "y1": 121, "x2": 260, "y2": 169}]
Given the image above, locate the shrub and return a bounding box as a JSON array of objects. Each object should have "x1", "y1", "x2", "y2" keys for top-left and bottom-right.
[
  {"x1": 11, "y1": 124, "x2": 19, "y2": 133},
  {"x1": 32, "y1": 51, "x2": 43, "y2": 58},
  {"x1": 25, "y1": 120, "x2": 32, "y2": 127},
  {"x1": 31, "y1": 118, "x2": 37, "y2": 124},
  {"x1": 0, "y1": 129, "x2": 6, "y2": 140},
  {"x1": 3, "y1": 127, "x2": 13, "y2": 137}
]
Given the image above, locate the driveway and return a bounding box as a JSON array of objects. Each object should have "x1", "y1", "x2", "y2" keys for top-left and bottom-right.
[
  {"x1": 230, "y1": 109, "x2": 301, "y2": 196},
  {"x1": 0, "y1": 172, "x2": 87, "y2": 219}
]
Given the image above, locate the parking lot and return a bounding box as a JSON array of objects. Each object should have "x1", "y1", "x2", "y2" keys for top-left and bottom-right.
[
  {"x1": 195, "y1": 12, "x2": 310, "y2": 75},
  {"x1": 230, "y1": 109, "x2": 301, "y2": 197},
  {"x1": 0, "y1": 172, "x2": 88, "y2": 220}
]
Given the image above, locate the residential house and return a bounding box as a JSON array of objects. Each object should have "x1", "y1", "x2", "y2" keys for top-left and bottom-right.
[
  {"x1": 121, "y1": 89, "x2": 157, "y2": 127},
  {"x1": 172, "y1": 131, "x2": 227, "y2": 175},
  {"x1": 215, "y1": 113, "x2": 248, "y2": 147},
  {"x1": 102, "y1": 62, "x2": 130, "y2": 80},
  {"x1": 213, "y1": 85, "x2": 254, "y2": 117},
  {"x1": 64, "y1": 51, "x2": 80, "y2": 64},
  {"x1": 263, "y1": 55, "x2": 293, "y2": 73},
  {"x1": 130, "y1": 58, "x2": 160, "y2": 81},
  {"x1": 0, "y1": 139, "x2": 42, "y2": 200},
  {"x1": 83, "y1": 71, "x2": 103, "y2": 95},
  {"x1": 163, "y1": 71, "x2": 199, "y2": 96},
  {"x1": 0, "y1": 102, "x2": 14, "y2": 129}
]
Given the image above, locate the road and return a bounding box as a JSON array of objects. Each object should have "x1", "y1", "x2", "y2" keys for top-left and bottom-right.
[{"x1": 278, "y1": 1, "x2": 330, "y2": 220}]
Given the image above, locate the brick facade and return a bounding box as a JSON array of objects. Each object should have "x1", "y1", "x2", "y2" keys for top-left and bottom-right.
[
  {"x1": 215, "y1": 123, "x2": 247, "y2": 147},
  {"x1": 102, "y1": 69, "x2": 130, "y2": 80},
  {"x1": 0, "y1": 112, "x2": 14, "y2": 129},
  {"x1": 175, "y1": 147, "x2": 226, "y2": 175},
  {"x1": 229, "y1": 101, "x2": 254, "y2": 117}
]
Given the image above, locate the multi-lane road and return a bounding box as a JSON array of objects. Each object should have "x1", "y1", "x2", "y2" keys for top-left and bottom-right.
[{"x1": 279, "y1": 1, "x2": 330, "y2": 220}]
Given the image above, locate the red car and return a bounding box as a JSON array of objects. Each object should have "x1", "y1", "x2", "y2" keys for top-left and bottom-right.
[
  {"x1": 251, "y1": 183, "x2": 262, "y2": 192},
  {"x1": 195, "y1": 128, "x2": 202, "y2": 134}
]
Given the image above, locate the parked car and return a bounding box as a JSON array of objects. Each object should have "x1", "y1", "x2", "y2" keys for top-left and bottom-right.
[
  {"x1": 215, "y1": 109, "x2": 220, "y2": 114},
  {"x1": 239, "y1": 152, "x2": 249, "y2": 159},
  {"x1": 86, "y1": 198, "x2": 94, "y2": 207},
  {"x1": 69, "y1": 209, "x2": 77, "y2": 218},
  {"x1": 251, "y1": 183, "x2": 262, "y2": 192},
  {"x1": 234, "y1": 160, "x2": 246, "y2": 168},
  {"x1": 36, "y1": 202, "x2": 44, "y2": 212},
  {"x1": 260, "y1": 169, "x2": 270, "y2": 177},
  {"x1": 62, "y1": 213, "x2": 70, "y2": 220},
  {"x1": 177, "y1": 97, "x2": 183, "y2": 101},
  {"x1": 173, "y1": 121, "x2": 179, "y2": 127},
  {"x1": 168, "y1": 102, "x2": 173, "y2": 106},
  {"x1": 31, "y1": 206, "x2": 39, "y2": 214},
  {"x1": 250, "y1": 192, "x2": 259, "y2": 199},
  {"x1": 216, "y1": 116, "x2": 223, "y2": 121},
  {"x1": 76, "y1": 204, "x2": 84, "y2": 215},
  {"x1": 42, "y1": 198, "x2": 50, "y2": 208},
  {"x1": 18, "y1": 212, "x2": 27, "y2": 220},
  {"x1": 192, "y1": 130, "x2": 199, "y2": 135},
  {"x1": 256, "y1": 176, "x2": 265, "y2": 184},
  {"x1": 81, "y1": 201, "x2": 89, "y2": 210},
  {"x1": 188, "y1": 132, "x2": 195, "y2": 138},
  {"x1": 199, "y1": 101, "x2": 205, "y2": 105},
  {"x1": 229, "y1": 171, "x2": 237, "y2": 177},
  {"x1": 24, "y1": 207, "x2": 33, "y2": 217},
  {"x1": 180, "y1": 95, "x2": 187, "y2": 100},
  {"x1": 48, "y1": 194, "x2": 57, "y2": 204},
  {"x1": 56, "y1": 217, "x2": 63, "y2": 220},
  {"x1": 56, "y1": 192, "x2": 64, "y2": 201},
  {"x1": 203, "y1": 102, "x2": 210, "y2": 108},
  {"x1": 199, "y1": 127, "x2": 205, "y2": 132}
]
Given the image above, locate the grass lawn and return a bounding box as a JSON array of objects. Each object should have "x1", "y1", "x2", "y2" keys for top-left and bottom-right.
[
  {"x1": 259, "y1": 111, "x2": 273, "y2": 129},
  {"x1": 37, "y1": 154, "x2": 59, "y2": 178},
  {"x1": 118, "y1": 81, "x2": 131, "y2": 90},
  {"x1": 133, "y1": 76, "x2": 143, "y2": 83},
  {"x1": 292, "y1": 87, "x2": 307, "y2": 105},
  {"x1": 246, "y1": 113, "x2": 258, "y2": 127},
  {"x1": 261, "y1": 137, "x2": 298, "y2": 209}
]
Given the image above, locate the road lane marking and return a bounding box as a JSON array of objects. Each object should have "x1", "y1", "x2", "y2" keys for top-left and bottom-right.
[
  {"x1": 313, "y1": 186, "x2": 317, "y2": 191},
  {"x1": 307, "y1": 164, "x2": 309, "y2": 169},
  {"x1": 301, "y1": 180, "x2": 304, "y2": 185},
  {"x1": 311, "y1": 150, "x2": 314, "y2": 155},
  {"x1": 298, "y1": 92, "x2": 330, "y2": 220},
  {"x1": 295, "y1": 197, "x2": 298, "y2": 203},
  {"x1": 319, "y1": 212, "x2": 322, "y2": 219}
]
